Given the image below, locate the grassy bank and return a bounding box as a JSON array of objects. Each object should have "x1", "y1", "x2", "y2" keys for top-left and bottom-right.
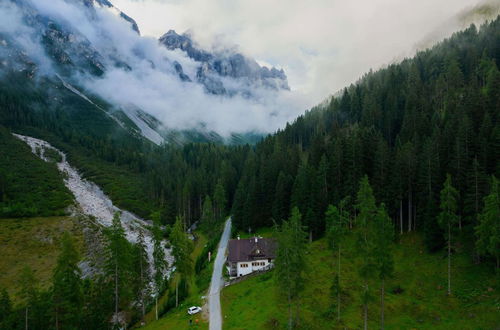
[
  {"x1": 221, "y1": 232, "x2": 499, "y2": 329},
  {"x1": 0, "y1": 216, "x2": 83, "y2": 300}
]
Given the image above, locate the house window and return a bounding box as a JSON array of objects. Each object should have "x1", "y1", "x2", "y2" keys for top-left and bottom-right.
[{"x1": 241, "y1": 263, "x2": 248, "y2": 268}]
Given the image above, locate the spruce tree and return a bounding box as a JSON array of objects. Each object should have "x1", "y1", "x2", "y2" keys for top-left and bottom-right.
[
  {"x1": 170, "y1": 216, "x2": 193, "y2": 307},
  {"x1": 356, "y1": 175, "x2": 377, "y2": 330},
  {"x1": 106, "y1": 212, "x2": 132, "y2": 326},
  {"x1": 135, "y1": 229, "x2": 151, "y2": 325},
  {"x1": 437, "y1": 174, "x2": 459, "y2": 295},
  {"x1": 272, "y1": 171, "x2": 292, "y2": 223},
  {"x1": 213, "y1": 181, "x2": 227, "y2": 220},
  {"x1": 19, "y1": 267, "x2": 38, "y2": 330},
  {"x1": 475, "y1": 176, "x2": 500, "y2": 270},
  {"x1": 151, "y1": 211, "x2": 167, "y2": 320},
  {"x1": 274, "y1": 207, "x2": 308, "y2": 330},
  {"x1": 325, "y1": 204, "x2": 349, "y2": 321},
  {"x1": 201, "y1": 195, "x2": 215, "y2": 229},
  {"x1": 373, "y1": 204, "x2": 394, "y2": 329},
  {"x1": 0, "y1": 288, "x2": 12, "y2": 329},
  {"x1": 52, "y1": 233, "x2": 83, "y2": 329}
]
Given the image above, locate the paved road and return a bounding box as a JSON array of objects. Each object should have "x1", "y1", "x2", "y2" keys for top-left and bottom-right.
[{"x1": 209, "y1": 217, "x2": 232, "y2": 330}]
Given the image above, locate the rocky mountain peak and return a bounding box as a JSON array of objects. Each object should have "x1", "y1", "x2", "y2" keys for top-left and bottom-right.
[{"x1": 159, "y1": 29, "x2": 289, "y2": 95}]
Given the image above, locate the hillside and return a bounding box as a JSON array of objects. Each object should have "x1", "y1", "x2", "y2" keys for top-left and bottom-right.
[
  {"x1": 0, "y1": 126, "x2": 73, "y2": 217},
  {"x1": 221, "y1": 233, "x2": 499, "y2": 329},
  {"x1": 0, "y1": 216, "x2": 83, "y2": 299}
]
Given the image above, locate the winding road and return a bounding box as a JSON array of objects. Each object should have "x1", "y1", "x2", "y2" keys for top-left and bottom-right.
[{"x1": 209, "y1": 217, "x2": 232, "y2": 330}]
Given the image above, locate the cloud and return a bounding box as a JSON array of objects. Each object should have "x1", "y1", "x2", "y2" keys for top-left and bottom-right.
[
  {"x1": 0, "y1": 2, "x2": 54, "y2": 75},
  {"x1": 2, "y1": 0, "x2": 495, "y2": 137},
  {"x1": 113, "y1": 0, "x2": 488, "y2": 105},
  {"x1": 1, "y1": 0, "x2": 309, "y2": 136}
]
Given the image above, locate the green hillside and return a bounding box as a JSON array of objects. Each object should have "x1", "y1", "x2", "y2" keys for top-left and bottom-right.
[
  {"x1": 0, "y1": 126, "x2": 73, "y2": 217},
  {"x1": 221, "y1": 233, "x2": 499, "y2": 329},
  {"x1": 0, "y1": 216, "x2": 83, "y2": 300}
]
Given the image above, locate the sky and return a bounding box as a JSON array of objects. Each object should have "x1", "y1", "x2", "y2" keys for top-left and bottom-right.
[{"x1": 112, "y1": 0, "x2": 488, "y2": 105}]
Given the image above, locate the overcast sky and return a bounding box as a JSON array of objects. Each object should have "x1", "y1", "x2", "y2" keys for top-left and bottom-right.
[{"x1": 112, "y1": 0, "x2": 489, "y2": 106}]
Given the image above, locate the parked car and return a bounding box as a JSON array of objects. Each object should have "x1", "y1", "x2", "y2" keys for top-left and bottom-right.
[{"x1": 188, "y1": 306, "x2": 202, "y2": 315}]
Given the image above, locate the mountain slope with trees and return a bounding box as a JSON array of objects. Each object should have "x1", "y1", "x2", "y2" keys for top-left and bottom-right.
[
  {"x1": 0, "y1": 12, "x2": 498, "y2": 330},
  {"x1": 231, "y1": 18, "x2": 499, "y2": 258}
]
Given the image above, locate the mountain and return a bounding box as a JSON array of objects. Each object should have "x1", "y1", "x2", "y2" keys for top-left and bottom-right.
[
  {"x1": 81, "y1": 0, "x2": 141, "y2": 34},
  {"x1": 159, "y1": 30, "x2": 289, "y2": 96},
  {"x1": 0, "y1": 0, "x2": 290, "y2": 146}
]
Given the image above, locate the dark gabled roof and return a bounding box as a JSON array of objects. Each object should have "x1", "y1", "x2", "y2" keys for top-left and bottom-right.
[{"x1": 227, "y1": 237, "x2": 276, "y2": 263}]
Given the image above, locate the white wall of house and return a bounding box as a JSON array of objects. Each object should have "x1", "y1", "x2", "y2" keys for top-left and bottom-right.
[{"x1": 236, "y1": 259, "x2": 272, "y2": 277}]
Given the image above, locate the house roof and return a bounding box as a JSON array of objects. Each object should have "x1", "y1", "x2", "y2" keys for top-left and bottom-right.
[{"x1": 227, "y1": 237, "x2": 276, "y2": 263}]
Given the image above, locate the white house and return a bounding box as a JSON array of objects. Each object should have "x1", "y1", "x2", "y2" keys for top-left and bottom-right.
[{"x1": 226, "y1": 236, "x2": 276, "y2": 278}]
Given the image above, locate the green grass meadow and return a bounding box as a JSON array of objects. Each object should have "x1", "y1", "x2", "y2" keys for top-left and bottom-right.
[{"x1": 221, "y1": 232, "x2": 499, "y2": 329}]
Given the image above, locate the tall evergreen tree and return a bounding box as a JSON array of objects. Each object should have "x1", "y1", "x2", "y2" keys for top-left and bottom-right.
[
  {"x1": 19, "y1": 266, "x2": 38, "y2": 330},
  {"x1": 274, "y1": 207, "x2": 308, "y2": 330},
  {"x1": 475, "y1": 176, "x2": 500, "y2": 270},
  {"x1": 373, "y1": 204, "x2": 394, "y2": 329},
  {"x1": 213, "y1": 181, "x2": 227, "y2": 220},
  {"x1": 106, "y1": 212, "x2": 132, "y2": 326},
  {"x1": 170, "y1": 216, "x2": 193, "y2": 307},
  {"x1": 0, "y1": 288, "x2": 12, "y2": 329},
  {"x1": 272, "y1": 171, "x2": 292, "y2": 223},
  {"x1": 151, "y1": 211, "x2": 167, "y2": 320},
  {"x1": 437, "y1": 174, "x2": 459, "y2": 295},
  {"x1": 325, "y1": 204, "x2": 349, "y2": 321},
  {"x1": 355, "y1": 175, "x2": 377, "y2": 330},
  {"x1": 134, "y1": 229, "x2": 151, "y2": 325},
  {"x1": 52, "y1": 233, "x2": 83, "y2": 329},
  {"x1": 201, "y1": 195, "x2": 215, "y2": 228}
]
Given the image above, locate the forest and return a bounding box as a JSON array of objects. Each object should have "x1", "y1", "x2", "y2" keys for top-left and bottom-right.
[{"x1": 0, "y1": 16, "x2": 499, "y2": 329}]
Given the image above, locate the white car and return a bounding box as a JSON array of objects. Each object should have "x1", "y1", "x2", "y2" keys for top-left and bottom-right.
[{"x1": 188, "y1": 306, "x2": 202, "y2": 315}]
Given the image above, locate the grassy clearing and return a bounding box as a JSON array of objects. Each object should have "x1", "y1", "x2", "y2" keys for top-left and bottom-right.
[
  {"x1": 221, "y1": 232, "x2": 499, "y2": 329},
  {"x1": 0, "y1": 216, "x2": 83, "y2": 300}
]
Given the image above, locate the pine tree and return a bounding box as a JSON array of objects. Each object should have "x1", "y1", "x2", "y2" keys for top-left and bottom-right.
[
  {"x1": 437, "y1": 174, "x2": 459, "y2": 295},
  {"x1": 231, "y1": 180, "x2": 247, "y2": 230},
  {"x1": 201, "y1": 195, "x2": 215, "y2": 229},
  {"x1": 151, "y1": 211, "x2": 167, "y2": 320},
  {"x1": 170, "y1": 216, "x2": 193, "y2": 307},
  {"x1": 356, "y1": 175, "x2": 377, "y2": 330},
  {"x1": 135, "y1": 229, "x2": 151, "y2": 325},
  {"x1": 106, "y1": 212, "x2": 132, "y2": 326},
  {"x1": 52, "y1": 233, "x2": 83, "y2": 329},
  {"x1": 272, "y1": 171, "x2": 292, "y2": 224},
  {"x1": 274, "y1": 207, "x2": 308, "y2": 330},
  {"x1": 475, "y1": 176, "x2": 500, "y2": 270},
  {"x1": 19, "y1": 266, "x2": 38, "y2": 330},
  {"x1": 213, "y1": 181, "x2": 227, "y2": 220},
  {"x1": 0, "y1": 288, "x2": 12, "y2": 329},
  {"x1": 325, "y1": 204, "x2": 349, "y2": 321},
  {"x1": 373, "y1": 204, "x2": 394, "y2": 329}
]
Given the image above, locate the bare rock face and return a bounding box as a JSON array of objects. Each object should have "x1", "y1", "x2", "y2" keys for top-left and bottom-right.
[{"x1": 159, "y1": 29, "x2": 290, "y2": 96}]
